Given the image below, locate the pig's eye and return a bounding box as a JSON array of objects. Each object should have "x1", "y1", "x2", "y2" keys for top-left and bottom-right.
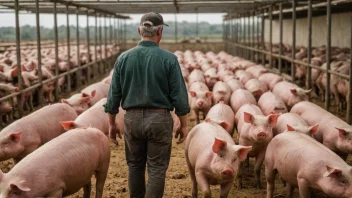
[
  {"x1": 219, "y1": 154, "x2": 224, "y2": 158},
  {"x1": 233, "y1": 158, "x2": 237, "y2": 162},
  {"x1": 339, "y1": 180, "x2": 346, "y2": 186}
]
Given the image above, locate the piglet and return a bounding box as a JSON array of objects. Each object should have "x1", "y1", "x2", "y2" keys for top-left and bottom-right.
[
  {"x1": 206, "y1": 101, "x2": 235, "y2": 136},
  {"x1": 0, "y1": 103, "x2": 77, "y2": 164},
  {"x1": 244, "y1": 79, "x2": 268, "y2": 100},
  {"x1": 273, "y1": 112, "x2": 319, "y2": 136},
  {"x1": 258, "y1": 73, "x2": 283, "y2": 91},
  {"x1": 185, "y1": 118, "x2": 251, "y2": 198},
  {"x1": 188, "y1": 82, "x2": 212, "y2": 124},
  {"x1": 226, "y1": 79, "x2": 243, "y2": 93},
  {"x1": 61, "y1": 93, "x2": 91, "y2": 115},
  {"x1": 230, "y1": 89, "x2": 257, "y2": 115},
  {"x1": 266, "y1": 131, "x2": 352, "y2": 198},
  {"x1": 188, "y1": 69, "x2": 205, "y2": 85},
  {"x1": 81, "y1": 82, "x2": 109, "y2": 105},
  {"x1": 258, "y1": 91, "x2": 288, "y2": 116},
  {"x1": 0, "y1": 127, "x2": 110, "y2": 198},
  {"x1": 235, "y1": 104, "x2": 279, "y2": 189}
]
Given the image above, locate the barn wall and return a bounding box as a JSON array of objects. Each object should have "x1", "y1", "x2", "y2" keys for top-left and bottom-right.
[{"x1": 264, "y1": 12, "x2": 352, "y2": 48}]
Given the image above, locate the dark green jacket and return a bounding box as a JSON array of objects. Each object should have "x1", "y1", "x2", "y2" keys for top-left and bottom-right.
[{"x1": 104, "y1": 40, "x2": 190, "y2": 116}]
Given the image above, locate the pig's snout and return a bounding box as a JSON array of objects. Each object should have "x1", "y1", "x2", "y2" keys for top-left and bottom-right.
[
  {"x1": 257, "y1": 132, "x2": 267, "y2": 140},
  {"x1": 197, "y1": 101, "x2": 204, "y2": 107},
  {"x1": 221, "y1": 169, "x2": 234, "y2": 178}
]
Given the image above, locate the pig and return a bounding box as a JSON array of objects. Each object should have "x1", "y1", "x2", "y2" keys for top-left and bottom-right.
[
  {"x1": 0, "y1": 127, "x2": 110, "y2": 198},
  {"x1": 258, "y1": 73, "x2": 283, "y2": 91},
  {"x1": 188, "y1": 81, "x2": 212, "y2": 124},
  {"x1": 235, "y1": 103, "x2": 279, "y2": 188},
  {"x1": 230, "y1": 89, "x2": 257, "y2": 114},
  {"x1": 273, "y1": 112, "x2": 319, "y2": 136},
  {"x1": 244, "y1": 79, "x2": 268, "y2": 100},
  {"x1": 206, "y1": 101, "x2": 235, "y2": 135},
  {"x1": 272, "y1": 81, "x2": 311, "y2": 109},
  {"x1": 101, "y1": 76, "x2": 112, "y2": 85},
  {"x1": 81, "y1": 82, "x2": 109, "y2": 105},
  {"x1": 212, "y1": 81, "x2": 232, "y2": 105},
  {"x1": 204, "y1": 67, "x2": 218, "y2": 90},
  {"x1": 0, "y1": 103, "x2": 77, "y2": 164},
  {"x1": 188, "y1": 69, "x2": 205, "y2": 85},
  {"x1": 185, "y1": 118, "x2": 252, "y2": 198},
  {"x1": 60, "y1": 98, "x2": 125, "y2": 139},
  {"x1": 235, "y1": 70, "x2": 254, "y2": 85},
  {"x1": 61, "y1": 93, "x2": 91, "y2": 115},
  {"x1": 291, "y1": 101, "x2": 352, "y2": 160},
  {"x1": 226, "y1": 79, "x2": 243, "y2": 93},
  {"x1": 245, "y1": 65, "x2": 267, "y2": 78},
  {"x1": 265, "y1": 131, "x2": 352, "y2": 198},
  {"x1": 258, "y1": 91, "x2": 288, "y2": 116}
]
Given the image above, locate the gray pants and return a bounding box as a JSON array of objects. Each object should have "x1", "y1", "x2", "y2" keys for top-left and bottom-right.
[{"x1": 124, "y1": 110, "x2": 173, "y2": 198}]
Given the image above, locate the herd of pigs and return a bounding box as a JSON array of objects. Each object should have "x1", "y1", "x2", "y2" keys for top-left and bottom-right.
[
  {"x1": 266, "y1": 44, "x2": 351, "y2": 111},
  {"x1": 0, "y1": 44, "x2": 119, "y2": 124},
  {"x1": 0, "y1": 48, "x2": 350, "y2": 197}
]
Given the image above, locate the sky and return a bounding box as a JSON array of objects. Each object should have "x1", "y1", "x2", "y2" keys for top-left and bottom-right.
[{"x1": 0, "y1": 13, "x2": 225, "y2": 27}]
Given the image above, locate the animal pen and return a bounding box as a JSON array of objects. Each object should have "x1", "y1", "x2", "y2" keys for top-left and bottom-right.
[{"x1": 0, "y1": 0, "x2": 351, "y2": 128}]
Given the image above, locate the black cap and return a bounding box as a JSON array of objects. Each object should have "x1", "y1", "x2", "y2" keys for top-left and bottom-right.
[{"x1": 140, "y1": 12, "x2": 169, "y2": 27}]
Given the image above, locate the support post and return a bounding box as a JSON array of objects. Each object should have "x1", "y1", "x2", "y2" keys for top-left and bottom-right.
[
  {"x1": 325, "y1": 0, "x2": 331, "y2": 111},
  {"x1": 66, "y1": 5, "x2": 71, "y2": 93},
  {"x1": 76, "y1": 8, "x2": 81, "y2": 88},
  {"x1": 279, "y1": 3, "x2": 283, "y2": 74},
  {"x1": 36, "y1": 0, "x2": 43, "y2": 106},
  {"x1": 347, "y1": 15, "x2": 352, "y2": 124},
  {"x1": 54, "y1": 2, "x2": 59, "y2": 100},
  {"x1": 86, "y1": 10, "x2": 91, "y2": 83},
  {"x1": 291, "y1": 0, "x2": 296, "y2": 81},
  {"x1": 306, "y1": 0, "x2": 313, "y2": 93},
  {"x1": 14, "y1": 0, "x2": 23, "y2": 117},
  {"x1": 269, "y1": 4, "x2": 273, "y2": 68}
]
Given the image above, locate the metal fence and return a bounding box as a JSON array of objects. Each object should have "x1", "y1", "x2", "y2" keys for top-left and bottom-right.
[
  {"x1": 223, "y1": 0, "x2": 352, "y2": 123},
  {"x1": 0, "y1": 0, "x2": 128, "y2": 128}
]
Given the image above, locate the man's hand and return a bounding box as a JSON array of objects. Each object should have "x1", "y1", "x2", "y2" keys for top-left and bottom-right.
[
  {"x1": 175, "y1": 126, "x2": 188, "y2": 144},
  {"x1": 109, "y1": 124, "x2": 122, "y2": 145}
]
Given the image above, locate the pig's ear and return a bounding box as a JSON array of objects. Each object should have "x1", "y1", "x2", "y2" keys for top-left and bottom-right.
[
  {"x1": 336, "y1": 127, "x2": 347, "y2": 137},
  {"x1": 310, "y1": 124, "x2": 319, "y2": 134},
  {"x1": 219, "y1": 121, "x2": 230, "y2": 130},
  {"x1": 60, "y1": 121, "x2": 75, "y2": 130},
  {"x1": 244, "y1": 112, "x2": 254, "y2": 124},
  {"x1": 290, "y1": 88, "x2": 297, "y2": 95},
  {"x1": 189, "y1": 91, "x2": 196, "y2": 97},
  {"x1": 232, "y1": 145, "x2": 252, "y2": 161},
  {"x1": 323, "y1": 166, "x2": 342, "y2": 177},
  {"x1": 8, "y1": 132, "x2": 22, "y2": 142},
  {"x1": 286, "y1": 125, "x2": 295, "y2": 132},
  {"x1": 205, "y1": 92, "x2": 212, "y2": 98},
  {"x1": 91, "y1": 90, "x2": 96, "y2": 97},
  {"x1": 212, "y1": 138, "x2": 227, "y2": 154},
  {"x1": 10, "y1": 180, "x2": 31, "y2": 192},
  {"x1": 11, "y1": 68, "x2": 18, "y2": 77},
  {"x1": 268, "y1": 114, "x2": 280, "y2": 127},
  {"x1": 82, "y1": 93, "x2": 90, "y2": 97},
  {"x1": 205, "y1": 118, "x2": 212, "y2": 123},
  {"x1": 61, "y1": 99, "x2": 69, "y2": 104},
  {"x1": 252, "y1": 89, "x2": 263, "y2": 97}
]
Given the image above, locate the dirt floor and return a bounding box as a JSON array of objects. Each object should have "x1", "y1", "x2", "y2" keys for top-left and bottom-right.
[{"x1": 1, "y1": 113, "x2": 344, "y2": 198}]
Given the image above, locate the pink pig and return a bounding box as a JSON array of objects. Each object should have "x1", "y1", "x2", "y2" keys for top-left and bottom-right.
[
  {"x1": 266, "y1": 131, "x2": 352, "y2": 198},
  {"x1": 235, "y1": 103, "x2": 279, "y2": 189},
  {"x1": 0, "y1": 127, "x2": 110, "y2": 198},
  {"x1": 0, "y1": 103, "x2": 77, "y2": 164},
  {"x1": 206, "y1": 101, "x2": 235, "y2": 135},
  {"x1": 272, "y1": 81, "x2": 311, "y2": 109},
  {"x1": 273, "y1": 112, "x2": 319, "y2": 136},
  {"x1": 258, "y1": 91, "x2": 288, "y2": 116},
  {"x1": 230, "y1": 89, "x2": 257, "y2": 115},
  {"x1": 212, "y1": 81, "x2": 232, "y2": 105},
  {"x1": 244, "y1": 79, "x2": 269, "y2": 100},
  {"x1": 185, "y1": 118, "x2": 251, "y2": 198},
  {"x1": 258, "y1": 73, "x2": 283, "y2": 91},
  {"x1": 188, "y1": 82, "x2": 212, "y2": 124}
]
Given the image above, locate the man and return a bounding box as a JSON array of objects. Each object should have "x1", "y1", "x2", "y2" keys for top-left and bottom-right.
[{"x1": 104, "y1": 12, "x2": 190, "y2": 198}]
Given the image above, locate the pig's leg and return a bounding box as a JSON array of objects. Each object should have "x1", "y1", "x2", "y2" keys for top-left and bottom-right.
[
  {"x1": 194, "y1": 109, "x2": 200, "y2": 124},
  {"x1": 297, "y1": 177, "x2": 311, "y2": 198},
  {"x1": 254, "y1": 151, "x2": 265, "y2": 189},
  {"x1": 236, "y1": 162, "x2": 244, "y2": 190},
  {"x1": 245, "y1": 157, "x2": 250, "y2": 168},
  {"x1": 265, "y1": 166, "x2": 276, "y2": 198},
  {"x1": 220, "y1": 182, "x2": 233, "y2": 198},
  {"x1": 195, "y1": 173, "x2": 211, "y2": 198},
  {"x1": 83, "y1": 180, "x2": 92, "y2": 198},
  {"x1": 46, "y1": 189, "x2": 63, "y2": 198},
  {"x1": 286, "y1": 183, "x2": 294, "y2": 198},
  {"x1": 95, "y1": 169, "x2": 108, "y2": 198},
  {"x1": 186, "y1": 158, "x2": 198, "y2": 198}
]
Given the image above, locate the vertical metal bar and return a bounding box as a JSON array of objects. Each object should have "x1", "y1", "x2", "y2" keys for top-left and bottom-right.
[
  {"x1": 99, "y1": 16, "x2": 103, "y2": 74},
  {"x1": 269, "y1": 4, "x2": 273, "y2": 68},
  {"x1": 306, "y1": 0, "x2": 312, "y2": 91},
  {"x1": 14, "y1": 0, "x2": 23, "y2": 117},
  {"x1": 104, "y1": 16, "x2": 108, "y2": 72},
  {"x1": 196, "y1": 12, "x2": 199, "y2": 37},
  {"x1": 36, "y1": 0, "x2": 43, "y2": 106},
  {"x1": 54, "y1": 2, "x2": 59, "y2": 100},
  {"x1": 86, "y1": 10, "x2": 91, "y2": 83},
  {"x1": 292, "y1": 0, "x2": 296, "y2": 81},
  {"x1": 175, "y1": 13, "x2": 178, "y2": 43},
  {"x1": 325, "y1": 0, "x2": 331, "y2": 111},
  {"x1": 66, "y1": 5, "x2": 71, "y2": 93},
  {"x1": 251, "y1": 11, "x2": 255, "y2": 62},
  {"x1": 94, "y1": 13, "x2": 98, "y2": 78},
  {"x1": 347, "y1": 15, "x2": 352, "y2": 124},
  {"x1": 257, "y1": 11, "x2": 260, "y2": 63},
  {"x1": 124, "y1": 20, "x2": 127, "y2": 51},
  {"x1": 115, "y1": 18, "x2": 117, "y2": 43},
  {"x1": 279, "y1": 3, "x2": 283, "y2": 74},
  {"x1": 110, "y1": 17, "x2": 113, "y2": 44},
  {"x1": 261, "y1": 9, "x2": 265, "y2": 66},
  {"x1": 76, "y1": 8, "x2": 81, "y2": 88}
]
